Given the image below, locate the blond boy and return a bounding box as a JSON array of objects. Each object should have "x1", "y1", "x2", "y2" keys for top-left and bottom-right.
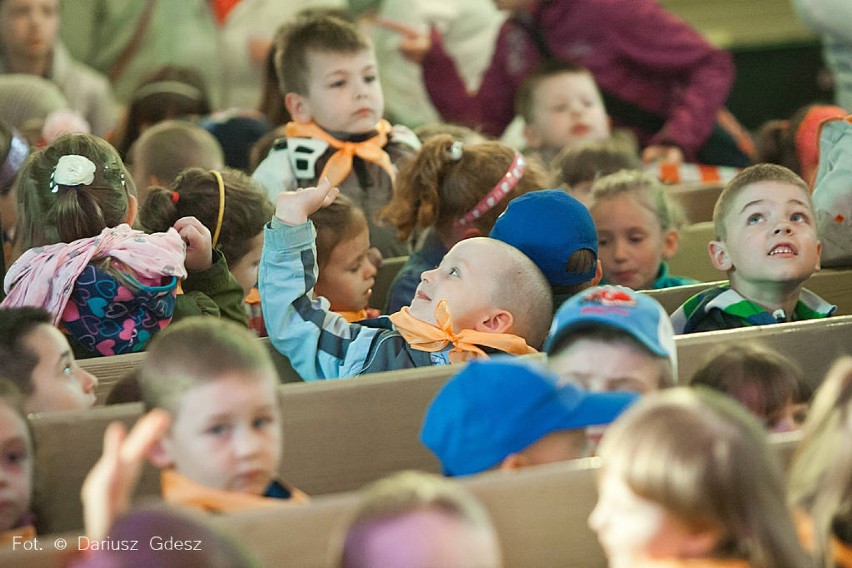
[
  {"x1": 252, "y1": 14, "x2": 418, "y2": 258},
  {"x1": 671, "y1": 164, "x2": 835, "y2": 333},
  {"x1": 259, "y1": 178, "x2": 553, "y2": 381}
]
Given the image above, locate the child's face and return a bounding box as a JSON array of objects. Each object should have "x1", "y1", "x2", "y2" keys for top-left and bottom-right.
[
  {"x1": 525, "y1": 73, "x2": 610, "y2": 154},
  {"x1": 712, "y1": 181, "x2": 820, "y2": 293},
  {"x1": 549, "y1": 339, "x2": 663, "y2": 394},
  {"x1": 23, "y1": 324, "x2": 98, "y2": 413},
  {"x1": 409, "y1": 239, "x2": 501, "y2": 331},
  {"x1": 0, "y1": 0, "x2": 58, "y2": 64},
  {"x1": 158, "y1": 372, "x2": 282, "y2": 495},
  {"x1": 231, "y1": 232, "x2": 264, "y2": 295},
  {"x1": 315, "y1": 227, "x2": 376, "y2": 312},
  {"x1": 593, "y1": 194, "x2": 678, "y2": 290},
  {"x1": 0, "y1": 401, "x2": 33, "y2": 532},
  {"x1": 288, "y1": 48, "x2": 384, "y2": 134}
]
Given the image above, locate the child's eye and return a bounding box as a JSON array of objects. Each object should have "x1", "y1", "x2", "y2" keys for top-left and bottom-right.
[
  {"x1": 2, "y1": 448, "x2": 28, "y2": 467},
  {"x1": 448, "y1": 267, "x2": 460, "y2": 277},
  {"x1": 364, "y1": 74, "x2": 377, "y2": 83},
  {"x1": 628, "y1": 235, "x2": 645, "y2": 244},
  {"x1": 791, "y1": 212, "x2": 809, "y2": 223},
  {"x1": 252, "y1": 415, "x2": 275, "y2": 429},
  {"x1": 63, "y1": 364, "x2": 73, "y2": 376},
  {"x1": 746, "y1": 213, "x2": 763, "y2": 225},
  {"x1": 598, "y1": 237, "x2": 610, "y2": 247},
  {"x1": 207, "y1": 423, "x2": 230, "y2": 436},
  {"x1": 329, "y1": 79, "x2": 346, "y2": 89}
]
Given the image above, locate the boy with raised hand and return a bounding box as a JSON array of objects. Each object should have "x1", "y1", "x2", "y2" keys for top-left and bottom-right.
[
  {"x1": 260, "y1": 178, "x2": 553, "y2": 381},
  {"x1": 545, "y1": 285, "x2": 677, "y2": 394},
  {"x1": 252, "y1": 14, "x2": 419, "y2": 258},
  {"x1": 671, "y1": 163, "x2": 835, "y2": 333},
  {"x1": 421, "y1": 358, "x2": 637, "y2": 476}
]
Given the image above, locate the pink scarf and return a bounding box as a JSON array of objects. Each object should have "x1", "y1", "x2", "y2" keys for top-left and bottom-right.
[{"x1": 2, "y1": 224, "x2": 187, "y2": 324}]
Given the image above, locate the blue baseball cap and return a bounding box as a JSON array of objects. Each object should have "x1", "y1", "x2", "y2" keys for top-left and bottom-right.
[
  {"x1": 490, "y1": 189, "x2": 598, "y2": 287},
  {"x1": 544, "y1": 285, "x2": 676, "y2": 370},
  {"x1": 420, "y1": 358, "x2": 638, "y2": 476}
]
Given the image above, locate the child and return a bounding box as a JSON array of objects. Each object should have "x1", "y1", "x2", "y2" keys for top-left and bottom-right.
[
  {"x1": 138, "y1": 318, "x2": 308, "y2": 512},
  {"x1": 552, "y1": 139, "x2": 641, "y2": 208},
  {"x1": 0, "y1": 120, "x2": 28, "y2": 273},
  {"x1": 590, "y1": 387, "x2": 809, "y2": 567},
  {"x1": 127, "y1": 119, "x2": 224, "y2": 205},
  {"x1": 252, "y1": 14, "x2": 420, "y2": 258},
  {"x1": 310, "y1": 194, "x2": 379, "y2": 322},
  {"x1": 671, "y1": 163, "x2": 834, "y2": 334},
  {"x1": 544, "y1": 285, "x2": 677, "y2": 393},
  {"x1": 2, "y1": 133, "x2": 246, "y2": 358},
  {"x1": 260, "y1": 178, "x2": 553, "y2": 381},
  {"x1": 788, "y1": 356, "x2": 852, "y2": 567},
  {"x1": 0, "y1": 380, "x2": 34, "y2": 546},
  {"x1": 379, "y1": 134, "x2": 547, "y2": 313},
  {"x1": 0, "y1": 306, "x2": 97, "y2": 413},
  {"x1": 689, "y1": 342, "x2": 809, "y2": 433},
  {"x1": 335, "y1": 471, "x2": 501, "y2": 568},
  {"x1": 490, "y1": 189, "x2": 602, "y2": 312},
  {"x1": 589, "y1": 170, "x2": 696, "y2": 291},
  {"x1": 421, "y1": 358, "x2": 637, "y2": 476},
  {"x1": 515, "y1": 60, "x2": 611, "y2": 166}
]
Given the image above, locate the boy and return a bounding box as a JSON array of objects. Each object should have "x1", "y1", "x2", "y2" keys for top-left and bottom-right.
[
  {"x1": 545, "y1": 285, "x2": 677, "y2": 393},
  {"x1": 0, "y1": 306, "x2": 97, "y2": 413},
  {"x1": 260, "y1": 178, "x2": 553, "y2": 381},
  {"x1": 421, "y1": 359, "x2": 637, "y2": 476},
  {"x1": 252, "y1": 14, "x2": 419, "y2": 258},
  {"x1": 516, "y1": 61, "x2": 611, "y2": 166},
  {"x1": 552, "y1": 140, "x2": 641, "y2": 207},
  {"x1": 490, "y1": 189, "x2": 602, "y2": 312},
  {"x1": 137, "y1": 318, "x2": 307, "y2": 512},
  {"x1": 671, "y1": 164, "x2": 835, "y2": 333}
]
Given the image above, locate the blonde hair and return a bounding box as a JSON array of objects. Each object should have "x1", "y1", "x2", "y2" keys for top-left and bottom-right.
[
  {"x1": 599, "y1": 388, "x2": 808, "y2": 567},
  {"x1": 789, "y1": 357, "x2": 852, "y2": 567},
  {"x1": 590, "y1": 169, "x2": 683, "y2": 231},
  {"x1": 713, "y1": 163, "x2": 811, "y2": 242}
]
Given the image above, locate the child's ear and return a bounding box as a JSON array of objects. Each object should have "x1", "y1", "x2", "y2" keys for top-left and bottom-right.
[
  {"x1": 661, "y1": 228, "x2": 680, "y2": 260},
  {"x1": 522, "y1": 124, "x2": 543, "y2": 149},
  {"x1": 592, "y1": 259, "x2": 603, "y2": 285},
  {"x1": 499, "y1": 452, "x2": 527, "y2": 471},
  {"x1": 815, "y1": 240, "x2": 822, "y2": 272},
  {"x1": 708, "y1": 240, "x2": 732, "y2": 271},
  {"x1": 476, "y1": 309, "x2": 513, "y2": 334},
  {"x1": 679, "y1": 528, "x2": 720, "y2": 558},
  {"x1": 148, "y1": 439, "x2": 175, "y2": 469},
  {"x1": 124, "y1": 194, "x2": 138, "y2": 226},
  {"x1": 284, "y1": 92, "x2": 312, "y2": 124},
  {"x1": 460, "y1": 227, "x2": 482, "y2": 240}
]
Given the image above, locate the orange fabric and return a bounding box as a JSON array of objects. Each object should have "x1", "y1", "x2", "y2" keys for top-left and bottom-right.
[
  {"x1": 284, "y1": 120, "x2": 395, "y2": 187},
  {"x1": 795, "y1": 106, "x2": 847, "y2": 188},
  {"x1": 388, "y1": 300, "x2": 537, "y2": 363},
  {"x1": 795, "y1": 508, "x2": 852, "y2": 568},
  {"x1": 716, "y1": 108, "x2": 756, "y2": 160},
  {"x1": 0, "y1": 524, "x2": 35, "y2": 547},
  {"x1": 632, "y1": 559, "x2": 749, "y2": 568},
  {"x1": 244, "y1": 286, "x2": 260, "y2": 304},
  {"x1": 161, "y1": 469, "x2": 308, "y2": 514},
  {"x1": 210, "y1": 0, "x2": 241, "y2": 24},
  {"x1": 337, "y1": 307, "x2": 380, "y2": 322}
]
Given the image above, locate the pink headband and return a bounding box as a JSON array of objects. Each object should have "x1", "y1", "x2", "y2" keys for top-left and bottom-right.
[{"x1": 456, "y1": 152, "x2": 526, "y2": 228}]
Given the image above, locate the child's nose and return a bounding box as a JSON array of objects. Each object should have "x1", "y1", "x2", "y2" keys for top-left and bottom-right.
[
  {"x1": 233, "y1": 426, "x2": 263, "y2": 457},
  {"x1": 420, "y1": 268, "x2": 436, "y2": 283},
  {"x1": 80, "y1": 369, "x2": 98, "y2": 394},
  {"x1": 364, "y1": 260, "x2": 377, "y2": 280},
  {"x1": 773, "y1": 222, "x2": 793, "y2": 235}
]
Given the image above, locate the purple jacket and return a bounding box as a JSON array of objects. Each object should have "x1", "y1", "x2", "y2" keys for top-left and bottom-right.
[{"x1": 422, "y1": 0, "x2": 734, "y2": 159}]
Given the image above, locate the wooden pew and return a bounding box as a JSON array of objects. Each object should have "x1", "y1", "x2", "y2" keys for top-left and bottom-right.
[
  {"x1": 667, "y1": 221, "x2": 718, "y2": 282},
  {"x1": 666, "y1": 182, "x2": 723, "y2": 225},
  {"x1": 368, "y1": 254, "x2": 407, "y2": 311}
]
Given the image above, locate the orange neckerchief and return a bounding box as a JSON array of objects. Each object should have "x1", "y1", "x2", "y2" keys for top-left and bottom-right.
[
  {"x1": 388, "y1": 300, "x2": 537, "y2": 363},
  {"x1": 0, "y1": 524, "x2": 35, "y2": 547},
  {"x1": 632, "y1": 559, "x2": 749, "y2": 568},
  {"x1": 284, "y1": 120, "x2": 395, "y2": 187},
  {"x1": 795, "y1": 508, "x2": 852, "y2": 568},
  {"x1": 337, "y1": 307, "x2": 380, "y2": 323},
  {"x1": 161, "y1": 470, "x2": 308, "y2": 514},
  {"x1": 210, "y1": 0, "x2": 241, "y2": 24}
]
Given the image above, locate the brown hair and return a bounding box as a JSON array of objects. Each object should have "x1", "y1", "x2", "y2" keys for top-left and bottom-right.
[
  {"x1": 309, "y1": 194, "x2": 368, "y2": 269},
  {"x1": 15, "y1": 133, "x2": 135, "y2": 251},
  {"x1": 553, "y1": 140, "x2": 641, "y2": 188},
  {"x1": 379, "y1": 135, "x2": 548, "y2": 242},
  {"x1": 0, "y1": 307, "x2": 52, "y2": 395},
  {"x1": 138, "y1": 167, "x2": 273, "y2": 268},
  {"x1": 713, "y1": 163, "x2": 811, "y2": 241},
  {"x1": 274, "y1": 14, "x2": 371, "y2": 97},
  {"x1": 754, "y1": 104, "x2": 823, "y2": 175},
  {"x1": 515, "y1": 59, "x2": 592, "y2": 123}
]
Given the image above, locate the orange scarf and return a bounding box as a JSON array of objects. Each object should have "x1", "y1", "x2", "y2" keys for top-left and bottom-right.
[
  {"x1": 284, "y1": 120, "x2": 395, "y2": 188},
  {"x1": 0, "y1": 524, "x2": 35, "y2": 547},
  {"x1": 161, "y1": 470, "x2": 308, "y2": 514},
  {"x1": 388, "y1": 300, "x2": 537, "y2": 363},
  {"x1": 337, "y1": 307, "x2": 380, "y2": 323}
]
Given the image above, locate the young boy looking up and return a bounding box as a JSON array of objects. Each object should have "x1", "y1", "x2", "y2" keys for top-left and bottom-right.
[
  {"x1": 545, "y1": 285, "x2": 677, "y2": 394},
  {"x1": 671, "y1": 163, "x2": 834, "y2": 333},
  {"x1": 138, "y1": 318, "x2": 307, "y2": 513},
  {"x1": 516, "y1": 60, "x2": 611, "y2": 166},
  {"x1": 260, "y1": 178, "x2": 553, "y2": 381},
  {"x1": 0, "y1": 306, "x2": 98, "y2": 413},
  {"x1": 252, "y1": 14, "x2": 419, "y2": 258},
  {"x1": 421, "y1": 358, "x2": 637, "y2": 476}
]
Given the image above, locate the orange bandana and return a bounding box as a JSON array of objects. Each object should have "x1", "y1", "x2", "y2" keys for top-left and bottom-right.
[
  {"x1": 337, "y1": 307, "x2": 380, "y2": 323},
  {"x1": 161, "y1": 470, "x2": 308, "y2": 514},
  {"x1": 284, "y1": 120, "x2": 395, "y2": 188},
  {"x1": 388, "y1": 300, "x2": 537, "y2": 363},
  {"x1": 0, "y1": 524, "x2": 35, "y2": 547}
]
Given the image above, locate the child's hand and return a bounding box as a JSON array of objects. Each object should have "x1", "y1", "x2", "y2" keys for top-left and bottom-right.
[
  {"x1": 174, "y1": 216, "x2": 213, "y2": 271},
  {"x1": 275, "y1": 177, "x2": 340, "y2": 226},
  {"x1": 642, "y1": 144, "x2": 684, "y2": 165},
  {"x1": 374, "y1": 17, "x2": 432, "y2": 64},
  {"x1": 81, "y1": 410, "x2": 171, "y2": 540}
]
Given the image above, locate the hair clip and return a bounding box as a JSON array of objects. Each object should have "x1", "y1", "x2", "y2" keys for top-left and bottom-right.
[
  {"x1": 171, "y1": 191, "x2": 180, "y2": 204},
  {"x1": 449, "y1": 140, "x2": 464, "y2": 161},
  {"x1": 50, "y1": 155, "x2": 96, "y2": 192}
]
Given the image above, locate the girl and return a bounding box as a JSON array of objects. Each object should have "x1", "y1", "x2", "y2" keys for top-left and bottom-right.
[
  {"x1": 310, "y1": 195, "x2": 379, "y2": 322},
  {"x1": 0, "y1": 380, "x2": 34, "y2": 546},
  {"x1": 590, "y1": 387, "x2": 809, "y2": 567},
  {"x1": 2, "y1": 133, "x2": 244, "y2": 358},
  {"x1": 379, "y1": 134, "x2": 548, "y2": 313},
  {"x1": 788, "y1": 356, "x2": 852, "y2": 567},
  {"x1": 590, "y1": 170, "x2": 696, "y2": 290}
]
